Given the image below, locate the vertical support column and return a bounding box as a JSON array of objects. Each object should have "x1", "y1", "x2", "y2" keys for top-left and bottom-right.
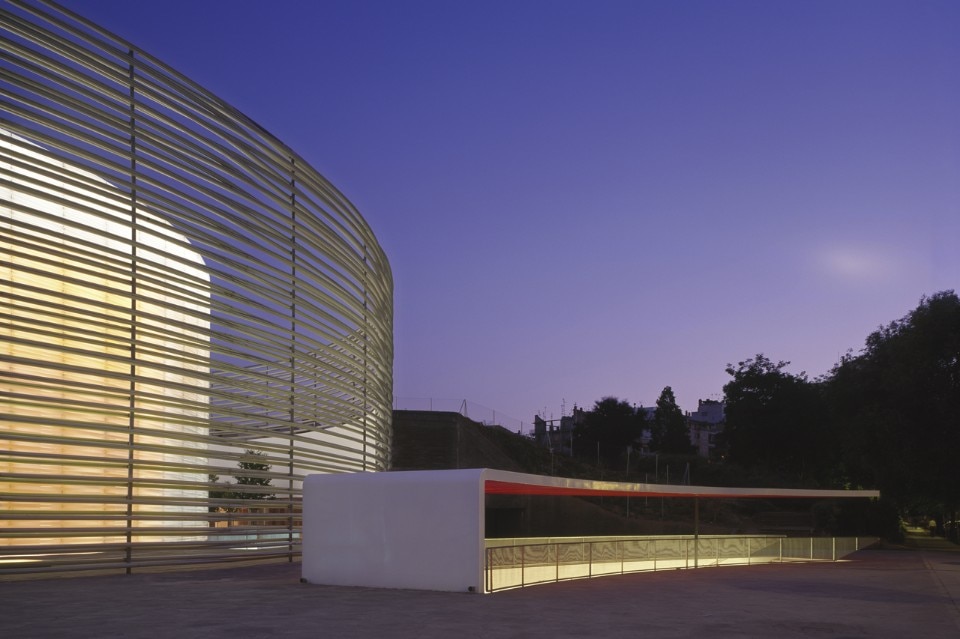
[
  {"x1": 287, "y1": 156, "x2": 297, "y2": 563},
  {"x1": 520, "y1": 545, "x2": 525, "y2": 588},
  {"x1": 694, "y1": 497, "x2": 700, "y2": 569},
  {"x1": 362, "y1": 244, "x2": 369, "y2": 471},
  {"x1": 124, "y1": 47, "x2": 139, "y2": 575},
  {"x1": 485, "y1": 548, "x2": 490, "y2": 593},
  {"x1": 555, "y1": 543, "x2": 560, "y2": 583}
]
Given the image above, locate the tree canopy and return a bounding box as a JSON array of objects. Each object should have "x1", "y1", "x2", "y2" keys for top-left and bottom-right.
[
  {"x1": 234, "y1": 448, "x2": 274, "y2": 499},
  {"x1": 722, "y1": 355, "x2": 829, "y2": 481},
  {"x1": 208, "y1": 449, "x2": 275, "y2": 512},
  {"x1": 719, "y1": 291, "x2": 960, "y2": 534},
  {"x1": 565, "y1": 292, "x2": 959, "y2": 537},
  {"x1": 828, "y1": 291, "x2": 960, "y2": 512},
  {"x1": 573, "y1": 396, "x2": 641, "y2": 466},
  {"x1": 651, "y1": 386, "x2": 693, "y2": 454}
]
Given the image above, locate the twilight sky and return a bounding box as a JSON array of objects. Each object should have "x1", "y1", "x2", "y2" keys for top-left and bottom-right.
[{"x1": 68, "y1": 0, "x2": 959, "y2": 430}]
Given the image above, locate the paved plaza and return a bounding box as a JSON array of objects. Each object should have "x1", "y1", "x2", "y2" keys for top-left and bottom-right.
[{"x1": 3, "y1": 545, "x2": 960, "y2": 638}]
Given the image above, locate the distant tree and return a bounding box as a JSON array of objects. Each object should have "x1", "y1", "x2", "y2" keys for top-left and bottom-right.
[
  {"x1": 233, "y1": 449, "x2": 274, "y2": 500},
  {"x1": 717, "y1": 292, "x2": 960, "y2": 538},
  {"x1": 208, "y1": 473, "x2": 234, "y2": 513},
  {"x1": 574, "y1": 397, "x2": 640, "y2": 467},
  {"x1": 651, "y1": 386, "x2": 693, "y2": 454},
  {"x1": 722, "y1": 355, "x2": 829, "y2": 481},
  {"x1": 827, "y1": 291, "x2": 960, "y2": 523}
]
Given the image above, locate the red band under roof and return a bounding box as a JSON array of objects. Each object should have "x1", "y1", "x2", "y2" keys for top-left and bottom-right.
[{"x1": 481, "y1": 470, "x2": 879, "y2": 500}]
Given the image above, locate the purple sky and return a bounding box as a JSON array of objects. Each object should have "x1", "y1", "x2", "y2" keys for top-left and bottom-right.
[{"x1": 67, "y1": 0, "x2": 959, "y2": 429}]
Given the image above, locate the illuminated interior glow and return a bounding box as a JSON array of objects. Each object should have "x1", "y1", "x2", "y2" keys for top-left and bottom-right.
[{"x1": 0, "y1": 130, "x2": 210, "y2": 545}]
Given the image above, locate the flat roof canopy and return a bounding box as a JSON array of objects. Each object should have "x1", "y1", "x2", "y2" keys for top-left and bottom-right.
[
  {"x1": 303, "y1": 469, "x2": 880, "y2": 593},
  {"x1": 483, "y1": 469, "x2": 881, "y2": 500}
]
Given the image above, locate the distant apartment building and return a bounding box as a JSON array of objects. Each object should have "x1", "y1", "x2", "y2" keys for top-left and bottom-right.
[
  {"x1": 686, "y1": 399, "x2": 726, "y2": 458},
  {"x1": 533, "y1": 406, "x2": 585, "y2": 456},
  {"x1": 637, "y1": 400, "x2": 725, "y2": 457}
]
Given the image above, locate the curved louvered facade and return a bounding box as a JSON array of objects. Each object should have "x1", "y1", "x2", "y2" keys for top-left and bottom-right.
[{"x1": 0, "y1": 0, "x2": 393, "y2": 574}]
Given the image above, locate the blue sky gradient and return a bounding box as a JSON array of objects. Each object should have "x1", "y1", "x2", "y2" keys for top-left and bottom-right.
[{"x1": 68, "y1": 0, "x2": 959, "y2": 427}]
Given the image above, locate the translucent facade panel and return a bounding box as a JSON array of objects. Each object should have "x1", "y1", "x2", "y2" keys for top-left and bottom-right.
[
  {"x1": 1, "y1": 0, "x2": 392, "y2": 574},
  {"x1": 484, "y1": 536, "x2": 876, "y2": 592}
]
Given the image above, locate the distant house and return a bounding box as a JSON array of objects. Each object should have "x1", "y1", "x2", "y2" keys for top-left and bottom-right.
[
  {"x1": 533, "y1": 406, "x2": 585, "y2": 456},
  {"x1": 686, "y1": 399, "x2": 725, "y2": 458},
  {"x1": 636, "y1": 406, "x2": 656, "y2": 453},
  {"x1": 533, "y1": 399, "x2": 725, "y2": 459}
]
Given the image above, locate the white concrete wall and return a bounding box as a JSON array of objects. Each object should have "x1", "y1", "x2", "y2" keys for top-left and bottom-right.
[{"x1": 302, "y1": 469, "x2": 485, "y2": 592}]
